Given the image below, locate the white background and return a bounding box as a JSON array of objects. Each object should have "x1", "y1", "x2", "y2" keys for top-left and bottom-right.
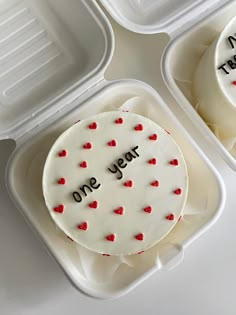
[{"x1": 1, "y1": 7, "x2": 236, "y2": 315}]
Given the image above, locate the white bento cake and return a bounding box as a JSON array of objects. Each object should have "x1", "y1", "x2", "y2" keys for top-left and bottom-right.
[
  {"x1": 42, "y1": 111, "x2": 188, "y2": 256},
  {"x1": 193, "y1": 17, "x2": 236, "y2": 142}
]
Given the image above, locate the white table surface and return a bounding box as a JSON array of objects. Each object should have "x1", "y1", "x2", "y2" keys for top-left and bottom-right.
[{"x1": 1, "y1": 9, "x2": 236, "y2": 315}]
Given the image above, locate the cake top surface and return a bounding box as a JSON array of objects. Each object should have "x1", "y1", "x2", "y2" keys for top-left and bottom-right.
[
  {"x1": 216, "y1": 16, "x2": 236, "y2": 106},
  {"x1": 42, "y1": 111, "x2": 188, "y2": 255}
]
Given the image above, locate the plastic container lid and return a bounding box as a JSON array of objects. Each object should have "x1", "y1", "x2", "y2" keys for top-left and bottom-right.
[
  {"x1": 0, "y1": 0, "x2": 113, "y2": 140},
  {"x1": 100, "y1": 0, "x2": 230, "y2": 35}
]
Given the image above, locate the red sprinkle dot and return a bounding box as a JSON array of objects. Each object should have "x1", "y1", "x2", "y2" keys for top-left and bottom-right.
[
  {"x1": 88, "y1": 122, "x2": 97, "y2": 129},
  {"x1": 57, "y1": 178, "x2": 66, "y2": 185},
  {"x1": 151, "y1": 180, "x2": 159, "y2": 187},
  {"x1": 89, "y1": 201, "x2": 98, "y2": 209},
  {"x1": 166, "y1": 214, "x2": 175, "y2": 221},
  {"x1": 178, "y1": 215, "x2": 183, "y2": 222},
  {"x1": 138, "y1": 251, "x2": 145, "y2": 255},
  {"x1": 135, "y1": 233, "x2": 144, "y2": 241},
  {"x1": 165, "y1": 130, "x2": 171, "y2": 135},
  {"x1": 106, "y1": 234, "x2": 115, "y2": 242},
  {"x1": 149, "y1": 134, "x2": 157, "y2": 141},
  {"x1": 174, "y1": 188, "x2": 182, "y2": 195},
  {"x1": 144, "y1": 206, "x2": 152, "y2": 214},
  {"x1": 102, "y1": 254, "x2": 111, "y2": 256},
  {"x1": 108, "y1": 139, "x2": 117, "y2": 147},
  {"x1": 148, "y1": 158, "x2": 157, "y2": 165},
  {"x1": 58, "y1": 150, "x2": 67, "y2": 157},
  {"x1": 134, "y1": 124, "x2": 143, "y2": 131},
  {"x1": 114, "y1": 207, "x2": 124, "y2": 215},
  {"x1": 124, "y1": 180, "x2": 133, "y2": 188},
  {"x1": 115, "y1": 118, "x2": 123, "y2": 124},
  {"x1": 169, "y1": 159, "x2": 179, "y2": 166},
  {"x1": 83, "y1": 142, "x2": 92, "y2": 149},
  {"x1": 80, "y1": 161, "x2": 87, "y2": 168},
  {"x1": 233, "y1": 81, "x2": 236, "y2": 85},
  {"x1": 53, "y1": 204, "x2": 64, "y2": 213},
  {"x1": 77, "y1": 222, "x2": 88, "y2": 231}
]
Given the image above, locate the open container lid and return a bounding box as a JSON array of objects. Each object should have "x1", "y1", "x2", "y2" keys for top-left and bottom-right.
[
  {"x1": 100, "y1": 0, "x2": 230, "y2": 35},
  {"x1": 0, "y1": 0, "x2": 114, "y2": 140}
]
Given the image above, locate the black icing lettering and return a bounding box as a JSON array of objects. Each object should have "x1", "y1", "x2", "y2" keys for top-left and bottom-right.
[
  {"x1": 80, "y1": 184, "x2": 93, "y2": 196},
  {"x1": 117, "y1": 158, "x2": 127, "y2": 169},
  {"x1": 218, "y1": 64, "x2": 229, "y2": 75},
  {"x1": 227, "y1": 59, "x2": 236, "y2": 70},
  {"x1": 108, "y1": 164, "x2": 123, "y2": 180},
  {"x1": 132, "y1": 146, "x2": 140, "y2": 157},
  {"x1": 124, "y1": 151, "x2": 136, "y2": 162},
  {"x1": 108, "y1": 145, "x2": 140, "y2": 180},
  {"x1": 72, "y1": 177, "x2": 101, "y2": 204},
  {"x1": 73, "y1": 191, "x2": 82, "y2": 203},
  {"x1": 90, "y1": 177, "x2": 101, "y2": 189},
  {"x1": 228, "y1": 35, "x2": 236, "y2": 49}
]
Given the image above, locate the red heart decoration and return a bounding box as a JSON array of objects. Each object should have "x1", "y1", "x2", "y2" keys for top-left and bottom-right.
[
  {"x1": 83, "y1": 142, "x2": 92, "y2": 149},
  {"x1": 114, "y1": 207, "x2": 124, "y2": 215},
  {"x1": 115, "y1": 118, "x2": 123, "y2": 124},
  {"x1": 134, "y1": 124, "x2": 143, "y2": 131},
  {"x1": 135, "y1": 233, "x2": 144, "y2": 241},
  {"x1": 148, "y1": 158, "x2": 157, "y2": 165},
  {"x1": 149, "y1": 134, "x2": 157, "y2": 141},
  {"x1": 106, "y1": 234, "x2": 115, "y2": 242},
  {"x1": 88, "y1": 122, "x2": 97, "y2": 129},
  {"x1": 124, "y1": 180, "x2": 133, "y2": 187},
  {"x1": 174, "y1": 188, "x2": 182, "y2": 195},
  {"x1": 89, "y1": 201, "x2": 98, "y2": 209},
  {"x1": 58, "y1": 150, "x2": 67, "y2": 157},
  {"x1": 166, "y1": 213, "x2": 175, "y2": 221},
  {"x1": 80, "y1": 161, "x2": 87, "y2": 168},
  {"x1": 151, "y1": 180, "x2": 159, "y2": 187},
  {"x1": 169, "y1": 159, "x2": 178, "y2": 166},
  {"x1": 144, "y1": 206, "x2": 152, "y2": 214},
  {"x1": 57, "y1": 178, "x2": 66, "y2": 185},
  {"x1": 53, "y1": 204, "x2": 64, "y2": 213},
  {"x1": 77, "y1": 222, "x2": 88, "y2": 231},
  {"x1": 108, "y1": 140, "x2": 117, "y2": 147}
]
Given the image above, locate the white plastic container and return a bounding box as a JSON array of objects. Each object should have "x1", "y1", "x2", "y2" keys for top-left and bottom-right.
[
  {"x1": 162, "y1": 0, "x2": 236, "y2": 170},
  {"x1": 2, "y1": 0, "x2": 226, "y2": 299}
]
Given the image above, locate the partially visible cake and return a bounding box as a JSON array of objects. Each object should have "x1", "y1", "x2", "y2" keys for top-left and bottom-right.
[
  {"x1": 192, "y1": 16, "x2": 236, "y2": 141},
  {"x1": 42, "y1": 111, "x2": 188, "y2": 256}
]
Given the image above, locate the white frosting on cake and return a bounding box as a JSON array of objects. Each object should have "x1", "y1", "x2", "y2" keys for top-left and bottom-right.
[
  {"x1": 42, "y1": 111, "x2": 188, "y2": 255},
  {"x1": 193, "y1": 16, "x2": 236, "y2": 141}
]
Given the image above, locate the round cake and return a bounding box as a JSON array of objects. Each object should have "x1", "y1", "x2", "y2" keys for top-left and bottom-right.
[
  {"x1": 192, "y1": 16, "x2": 236, "y2": 141},
  {"x1": 42, "y1": 111, "x2": 188, "y2": 255}
]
